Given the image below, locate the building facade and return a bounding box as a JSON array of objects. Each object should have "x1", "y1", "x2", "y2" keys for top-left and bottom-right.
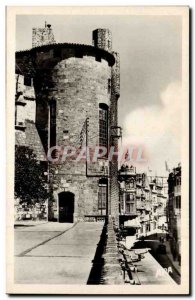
[
  {"x1": 167, "y1": 164, "x2": 181, "y2": 262},
  {"x1": 15, "y1": 24, "x2": 121, "y2": 223},
  {"x1": 118, "y1": 164, "x2": 168, "y2": 236}
]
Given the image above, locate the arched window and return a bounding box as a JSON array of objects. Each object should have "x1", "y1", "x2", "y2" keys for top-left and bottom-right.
[{"x1": 99, "y1": 103, "x2": 108, "y2": 151}]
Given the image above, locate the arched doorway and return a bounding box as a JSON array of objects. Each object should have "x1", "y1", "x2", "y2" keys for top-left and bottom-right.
[{"x1": 58, "y1": 192, "x2": 74, "y2": 223}]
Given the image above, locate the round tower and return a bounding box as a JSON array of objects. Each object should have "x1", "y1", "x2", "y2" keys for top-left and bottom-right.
[{"x1": 15, "y1": 28, "x2": 120, "y2": 223}]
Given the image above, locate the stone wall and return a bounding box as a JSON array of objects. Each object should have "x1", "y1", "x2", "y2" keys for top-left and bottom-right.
[{"x1": 102, "y1": 217, "x2": 123, "y2": 284}]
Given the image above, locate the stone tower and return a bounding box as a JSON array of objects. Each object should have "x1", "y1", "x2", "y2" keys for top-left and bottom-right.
[
  {"x1": 92, "y1": 29, "x2": 112, "y2": 52},
  {"x1": 16, "y1": 26, "x2": 120, "y2": 224},
  {"x1": 32, "y1": 22, "x2": 56, "y2": 48}
]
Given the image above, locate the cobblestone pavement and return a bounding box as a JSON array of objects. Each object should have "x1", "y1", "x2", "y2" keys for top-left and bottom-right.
[{"x1": 15, "y1": 222, "x2": 104, "y2": 284}]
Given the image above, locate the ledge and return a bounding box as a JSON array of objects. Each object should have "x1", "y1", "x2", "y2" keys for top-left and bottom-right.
[{"x1": 16, "y1": 42, "x2": 116, "y2": 68}]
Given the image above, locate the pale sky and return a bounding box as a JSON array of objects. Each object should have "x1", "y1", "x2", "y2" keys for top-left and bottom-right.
[{"x1": 16, "y1": 15, "x2": 182, "y2": 176}]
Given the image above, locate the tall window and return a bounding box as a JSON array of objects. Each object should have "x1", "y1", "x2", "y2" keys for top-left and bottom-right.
[
  {"x1": 49, "y1": 100, "x2": 56, "y2": 157},
  {"x1": 98, "y1": 179, "x2": 107, "y2": 215},
  {"x1": 126, "y1": 203, "x2": 135, "y2": 214},
  {"x1": 126, "y1": 193, "x2": 135, "y2": 214},
  {"x1": 99, "y1": 104, "x2": 108, "y2": 150}
]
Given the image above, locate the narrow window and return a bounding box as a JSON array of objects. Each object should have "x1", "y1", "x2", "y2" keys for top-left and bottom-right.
[
  {"x1": 98, "y1": 179, "x2": 107, "y2": 215},
  {"x1": 99, "y1": 103, "x2": 108, "y2": 153},
  {"x1": 108, "y1": 79, "x2": 111, "y2": 94},
  {"x1": 49, "y1": 100, "x2": 56, "y2": 157}
]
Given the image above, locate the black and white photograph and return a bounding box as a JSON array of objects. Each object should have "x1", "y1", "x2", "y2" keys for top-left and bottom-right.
[{"x1": 6, "y1": 6, "x2": 189, "y2": 295}]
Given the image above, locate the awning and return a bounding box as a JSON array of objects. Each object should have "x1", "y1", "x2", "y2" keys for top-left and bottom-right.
[{"x1": 124, "y1": 218, "x2": 141, "y2": 228}]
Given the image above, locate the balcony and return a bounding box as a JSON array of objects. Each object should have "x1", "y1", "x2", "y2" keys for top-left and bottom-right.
[{"x1": 119, "y1": 169, "x2": 136, "y2": 176}]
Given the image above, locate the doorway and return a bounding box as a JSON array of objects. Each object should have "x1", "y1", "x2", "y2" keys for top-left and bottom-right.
[{"x1": 58, "y1": 192, "x2": 74, "y2": 223}]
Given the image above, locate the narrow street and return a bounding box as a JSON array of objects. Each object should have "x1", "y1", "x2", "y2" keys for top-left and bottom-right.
[{"x1": 132, "y1": 233, "x2": 181, "y2": 284}]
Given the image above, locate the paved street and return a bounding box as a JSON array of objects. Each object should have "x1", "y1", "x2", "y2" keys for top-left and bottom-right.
[
  {"x1": 15, "y1": 222, "x2": 104, "y2": 284},
  {"x1": 129, "y1": 251, "x2": 176, "y2": 285},
  {"x1": 132, "y1": 233, "x2": 181, "y2": 284}
]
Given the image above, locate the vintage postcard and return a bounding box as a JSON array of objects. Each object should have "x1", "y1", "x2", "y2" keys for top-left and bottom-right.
[{"x1": 6, "y1": 6, "x2": 189, "y2": 295}]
